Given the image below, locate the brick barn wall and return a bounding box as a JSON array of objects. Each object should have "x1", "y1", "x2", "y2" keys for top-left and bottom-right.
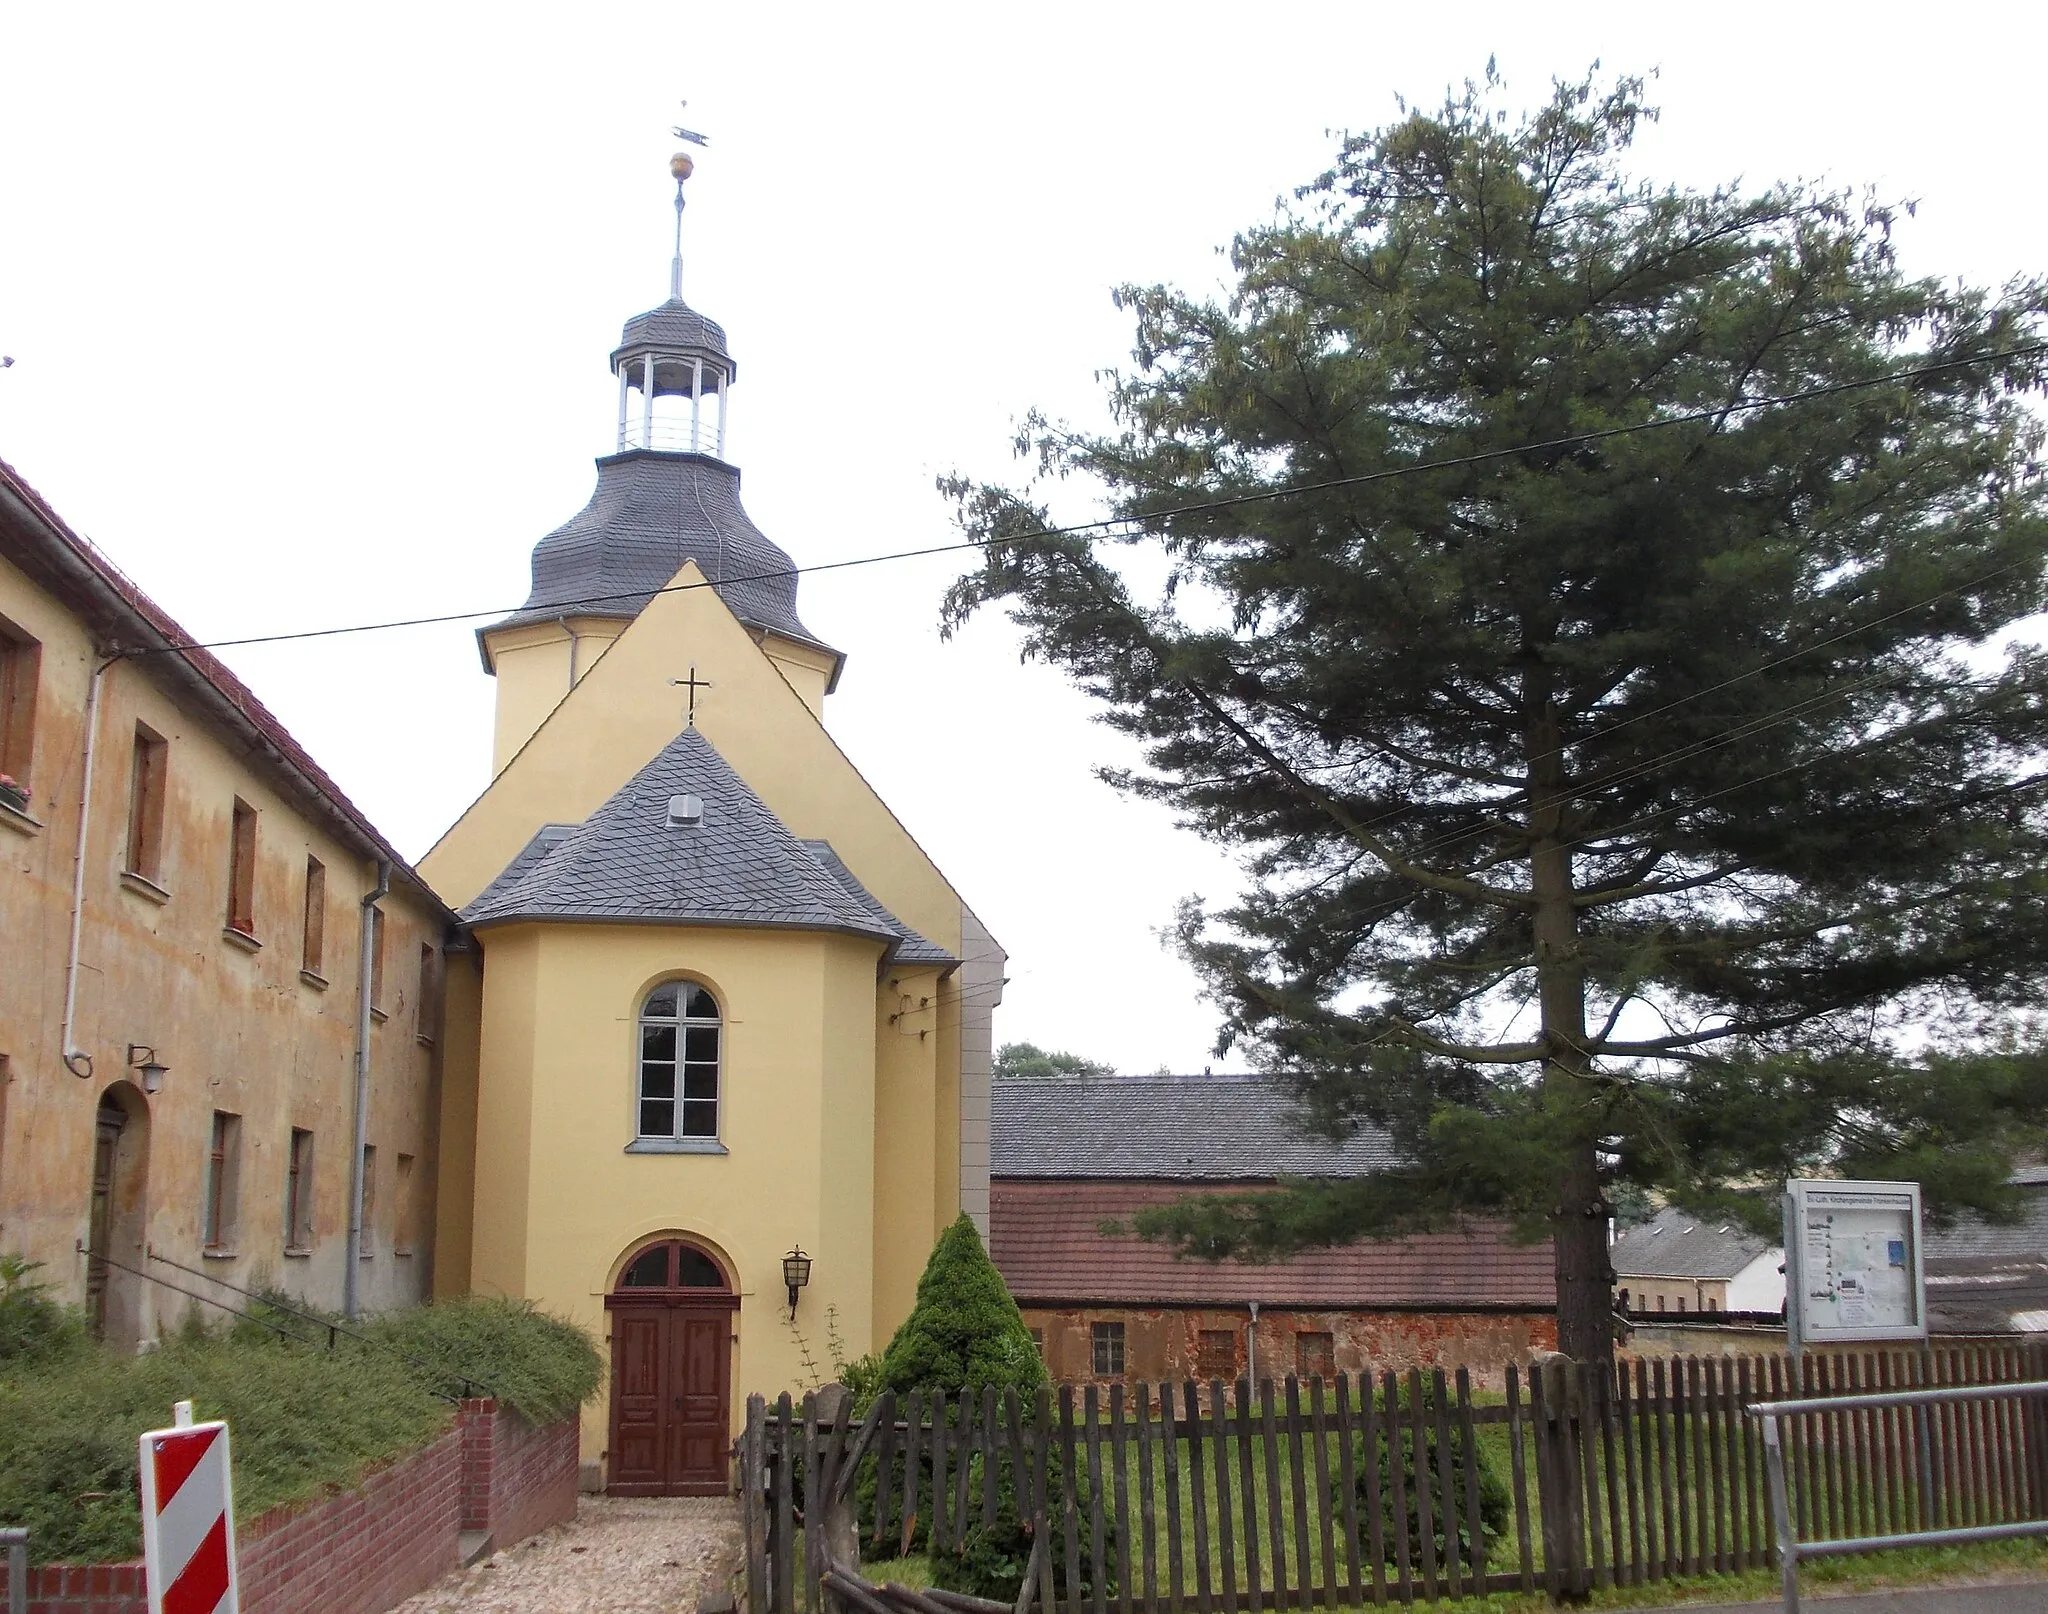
[
  {"x1": 1023, "y1": 1305, "x2": 1558, "y2": 1391},
  {"x1": 24, "y1": 1401, "x2": 581, "y2": 1614}
]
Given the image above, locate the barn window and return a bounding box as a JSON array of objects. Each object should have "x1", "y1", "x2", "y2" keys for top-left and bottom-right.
[
  {"x1": 1197, "y1": 1329, "x2": 1237, "y2": 1382},
  {"x1": 1091, "y1": 1320, "x2": 1125, "y2": 1378},
  {"x1": 638, "y1": 982, "x2": 722, "y2": 1141},
  {"x1": 1296, "y1": 1331, "x2": 1336, "y2": 1381}
]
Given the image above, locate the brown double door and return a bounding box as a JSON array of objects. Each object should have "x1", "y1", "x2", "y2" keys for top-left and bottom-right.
[{"x1": 606, "y1": 1296, "x2": 735, "y2": 1495}]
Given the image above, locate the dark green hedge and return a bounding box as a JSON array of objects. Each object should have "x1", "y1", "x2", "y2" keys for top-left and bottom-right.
[{"x1": 0, "y1": 1288, "x2": 600, "y2": 1565}]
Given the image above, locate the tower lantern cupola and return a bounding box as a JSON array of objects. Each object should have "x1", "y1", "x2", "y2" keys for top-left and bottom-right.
[
  {"x1": 613, "y1": 149, "x2": 735, "y2": 457},
  {"x1": 478, "y1": 132, "x2": 844, "y2": 773}
]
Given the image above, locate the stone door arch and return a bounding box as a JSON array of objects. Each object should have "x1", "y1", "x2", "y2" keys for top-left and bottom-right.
[{"x1": 86, "y1": 1082, "x2": 151, "y2": 1347}]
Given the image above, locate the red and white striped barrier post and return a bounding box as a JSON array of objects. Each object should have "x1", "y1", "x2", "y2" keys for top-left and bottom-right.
[{"x1": 139, "y1": 1401, "x2": 240, "y2": 1614}]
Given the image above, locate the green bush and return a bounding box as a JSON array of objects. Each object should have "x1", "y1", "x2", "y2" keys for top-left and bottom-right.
[
  {"x1": 0, "y1": 1330, "x2": 447, "y2": 1565},
  {"x1": 0, "y1": 1255, "x2": 86, "y2": 1366},
  {"x1": 876, "y1": 1215, "x2": 1047, "y2": 1402},
  {"x1": 362, "y1": 1295, "x2": 602, "y2": 1425},
  {"x1": 0, "y1": 1293, "x2": 602, "y2": 1565},
  {"x1": 1355, "y1": 1381, "x2": 1509, "y2": 1568},
  {"x1": 857, "y1": 1218, "x2": 1110, "y2": 1603}
]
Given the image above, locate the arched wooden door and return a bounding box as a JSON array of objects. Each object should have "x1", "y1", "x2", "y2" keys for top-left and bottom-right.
[{"x1": 604, "y1": 1240, "x2": 737, "y2": 1496}]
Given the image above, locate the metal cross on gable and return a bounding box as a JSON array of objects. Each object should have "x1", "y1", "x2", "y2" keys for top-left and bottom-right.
[{"x1": 671, "y1": 665, "x2": 714, "y2": 728}]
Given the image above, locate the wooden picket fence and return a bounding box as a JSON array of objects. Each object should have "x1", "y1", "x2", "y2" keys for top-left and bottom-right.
[{"x1": 739, "y1": 1344, "x2": 2048, "y2": 1613}]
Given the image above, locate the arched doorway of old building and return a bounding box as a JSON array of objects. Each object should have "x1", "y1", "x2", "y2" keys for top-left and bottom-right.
[
  {"x1": 86, "y1": 1082, "x2": 151, "y2": 1347},
  {"x1": 604, "y1": 1237, "x2": 737, "y2": 1495}
]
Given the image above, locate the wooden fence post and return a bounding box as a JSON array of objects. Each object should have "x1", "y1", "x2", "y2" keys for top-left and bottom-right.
[{"x1": 1531, "y1": 1357, "x2": 1588, "y2": 1602}]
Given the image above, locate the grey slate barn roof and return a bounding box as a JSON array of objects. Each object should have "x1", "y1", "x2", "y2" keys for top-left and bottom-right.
[
  {"x1": 1610, "y1": 1207, "x2": 1774, "y2": 1281},
  {"x1": 488, "y1": 450, "x2": 836, "y2": 671},
  {"x1": 462, "y1": 726, "x2": 952, "y2": 966},
  {"x1": 991, "y1": 1074, "x2": 1401, "y2": 1180},
  {"x1": 1924, "y1": 1171, "x2": 2048, "y2": 1335}
]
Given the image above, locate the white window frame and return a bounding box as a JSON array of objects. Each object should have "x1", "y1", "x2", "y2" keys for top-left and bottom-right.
[{"x1": 630, "y1": 979, "x2": 726, "y2": 1154}]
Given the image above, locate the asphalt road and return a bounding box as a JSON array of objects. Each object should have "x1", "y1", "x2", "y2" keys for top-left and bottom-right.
[{"x1": 1648, "y1": 1583, "x2": 2048, "y2": 1614}]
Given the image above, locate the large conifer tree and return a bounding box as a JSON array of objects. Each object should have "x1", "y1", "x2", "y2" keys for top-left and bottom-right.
[{"x1": 942, "y1": 70, "x2": 2048, "y2": 1361}]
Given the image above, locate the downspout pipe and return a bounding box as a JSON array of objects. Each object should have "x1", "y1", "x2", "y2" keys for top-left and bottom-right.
[
  {"x1": 1247, "y1": 1299, "x2": 1260, "y2": 1387},
  {"x1": 344, "y1": 858, "x2": 391, "y2": 1319},
  {"x1": 557, "y1": 615, "x2": 580, "y2": 690},
  {"x1": 60, "y1": 655, "x2": 119, "y2": 1079}
]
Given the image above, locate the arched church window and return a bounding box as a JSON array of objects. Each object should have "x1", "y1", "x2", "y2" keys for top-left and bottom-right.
[{"x1": 639, "y1": 981, "x2": 721, "y2": 1141}]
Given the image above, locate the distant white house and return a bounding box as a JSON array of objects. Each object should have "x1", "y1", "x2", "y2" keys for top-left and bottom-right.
[{"x1": 1611, "y1": 1207, "x2": 1784, "y2": 1317}]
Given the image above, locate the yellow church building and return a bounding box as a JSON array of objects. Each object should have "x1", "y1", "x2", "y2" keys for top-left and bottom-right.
[
  {"x1": 419, "y1": 168, "x2": 1003, "y2": 1493},
  {"x1": 0, "y1": 153, "x2": 997, "y2": 1498}
]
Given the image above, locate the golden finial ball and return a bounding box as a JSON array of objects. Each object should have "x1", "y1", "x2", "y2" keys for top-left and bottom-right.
[{"x1": 670, "y1": 152, "x2": 695, "y2": 182}]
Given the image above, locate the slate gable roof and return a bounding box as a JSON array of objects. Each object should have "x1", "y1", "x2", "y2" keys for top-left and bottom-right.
[
  {"x1": 992, "y1": 1075, "x2": 1401, "y2": 1180},
  {"x1": 1609, "y1": 1207, "x2": 1775, "y2": 1282},
  {"x1": 462, "y1": 728, "x2": 951, "y2": 965},
  {"x1": 801, "y1": 842, "x2": 953, "y2": 966}
]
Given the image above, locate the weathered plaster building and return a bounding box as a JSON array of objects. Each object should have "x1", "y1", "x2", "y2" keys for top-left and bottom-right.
[
  {"x1": 0, "y1": 461, "x2": 463, "y2": 1346},
  {"x1": 990, "y1": 1076, "x2": 1556, "y2": 1387}
]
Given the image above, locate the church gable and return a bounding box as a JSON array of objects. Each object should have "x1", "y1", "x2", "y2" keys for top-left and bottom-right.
[
  {"x1": 420, "y1": 556, "x2": 968, "y2": 955},
  {"x1": 462, "y1": 725, "x2": 949, "y2": 966}
]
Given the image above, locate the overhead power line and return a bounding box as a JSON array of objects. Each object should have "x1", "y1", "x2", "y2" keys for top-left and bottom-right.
[{"x1": 132, "y1": 341, "x2": 2048, "y2": 657}]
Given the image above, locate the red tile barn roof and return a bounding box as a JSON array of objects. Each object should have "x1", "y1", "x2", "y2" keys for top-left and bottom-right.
[{"x1": 990, "y1": 1179, "x2": 1555, "y2": 1311}]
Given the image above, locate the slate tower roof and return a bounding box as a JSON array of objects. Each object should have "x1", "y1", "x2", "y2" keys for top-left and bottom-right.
[
  {"x1": 463, "y1": 726, "x2": 951, "y2": 966},
  {"x1": 484, "y1": 281, "x2": 840, "y2": 681},
  {"x1": 495, "y1": 447, "x2": 824, "y2": 649}
]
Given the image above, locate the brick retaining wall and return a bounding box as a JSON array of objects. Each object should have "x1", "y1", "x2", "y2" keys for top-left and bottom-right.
[{"x1": 24, "y1": 1400, "x2": 579, "y2": 1614}]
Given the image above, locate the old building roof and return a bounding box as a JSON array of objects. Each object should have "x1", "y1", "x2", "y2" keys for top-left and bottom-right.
[
  {"x1": 992, "y1": 1074, "x2": 1401, "y2": 1180},
  {"x1": 1925, "y1": 1175, "x2": 2048, "y2": 1335},
  {"x1": 0, "y1": 457, "x2": 454, "y2": 923},
  {"x1": 463, "y1": 726, "x2": 951, "y2": 964},
  {"x1": 990, "y1": 1179, "x2": 1554, "y2": 1309},
  {"x1": 1609, "y1": 1207, "x2": 1776, "y2": 1282}
]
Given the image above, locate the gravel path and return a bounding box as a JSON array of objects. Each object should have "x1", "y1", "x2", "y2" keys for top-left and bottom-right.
[{"x1": 391, "y1": 1496, "x2": 742, "y2": 1614}]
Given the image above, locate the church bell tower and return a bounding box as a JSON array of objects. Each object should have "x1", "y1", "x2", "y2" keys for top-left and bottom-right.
[{"x1": 478, "y1": 146, "x2": 844, "y2": 775}]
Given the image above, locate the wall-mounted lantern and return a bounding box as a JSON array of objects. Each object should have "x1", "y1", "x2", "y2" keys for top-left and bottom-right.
[
  {"x1": 126, "y1": 1044, "x2": 168, "y2": 1095},
  {"x1": 782, "y1": 1246, "x2": 812, "y2": 1316}
]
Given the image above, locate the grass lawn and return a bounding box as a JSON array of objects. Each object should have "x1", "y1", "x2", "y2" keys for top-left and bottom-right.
[{"x1": 857, "y1": 1385, "x2": 2043, "y2": 1606}]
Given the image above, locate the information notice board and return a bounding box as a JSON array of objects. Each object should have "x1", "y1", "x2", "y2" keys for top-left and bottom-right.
[{"x1": 1783, "y1": 1178, "x2": 1925, "y2": 1350}]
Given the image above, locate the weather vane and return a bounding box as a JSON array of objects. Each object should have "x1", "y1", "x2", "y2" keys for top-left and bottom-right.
[{"x1": 668, "y1": 102, "x2": 711, "y2": 301}]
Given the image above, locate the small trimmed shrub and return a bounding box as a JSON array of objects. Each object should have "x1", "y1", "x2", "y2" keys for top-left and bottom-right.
[
  {"x1": 860, "y1": 1218, "x2": 1111, "y2": 1603},
  {"x1": 877, "y1": 1215, "x2": 1046, "y2": 1401},
  {"x1": 1355, "y1": 1381, "x2": 1509, "y2": 1567}
]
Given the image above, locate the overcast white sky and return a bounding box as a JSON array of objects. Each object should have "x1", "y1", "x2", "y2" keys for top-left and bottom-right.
[{"x1": 3, "y1": 2, "x2": 2043, "y2": 1075}]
